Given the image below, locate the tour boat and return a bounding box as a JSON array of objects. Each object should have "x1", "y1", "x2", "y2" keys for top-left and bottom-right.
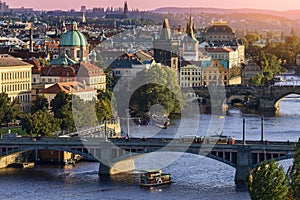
[
  {"x1": 139, "y1": 169, "x2": 172, "y2": 187},
  {"x1": 151, "y1": 114, "x2": 170, "y2": 129}
]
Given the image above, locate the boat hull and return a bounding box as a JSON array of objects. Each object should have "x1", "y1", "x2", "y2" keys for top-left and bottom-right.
[{"x1": 139, "y1": 180, "x2": 172, "y2": 187}]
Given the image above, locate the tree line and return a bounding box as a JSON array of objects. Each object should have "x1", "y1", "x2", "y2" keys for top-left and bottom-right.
[
  {"x1": 242, "y1": 31, "x2": 300, "y2": 85},
  {"x1": 0, "y1": 90, "x2": 112, "y2": 137}
]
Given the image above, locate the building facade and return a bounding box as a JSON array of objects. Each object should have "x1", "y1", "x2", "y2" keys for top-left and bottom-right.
[
  {"x1": 241, "y1": 60, "x2": 263, "y2": 85},
  {"x1": 180, "y1": 63, "x2": 202, "y2": 88},
  {"x1": 201, "y1": 59, "x2": 229, "y2": 86},
  {"x1": 0, "y1": 54, "x2": 32, "y2": 112}
]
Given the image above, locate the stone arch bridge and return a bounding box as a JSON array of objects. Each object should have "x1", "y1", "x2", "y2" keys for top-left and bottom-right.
[
  {"x1": 184, "y1": 85, "x2": 300, "y2": 111},
  {"x1": 0, "y1": 137, "x2": 295, "y2": 190}
]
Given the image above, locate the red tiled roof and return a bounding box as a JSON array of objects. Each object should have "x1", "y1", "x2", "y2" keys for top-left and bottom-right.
[
  {"x1": 77, "y1": 62, "x2": 105, "y2": 77},
  {"x1": 204, "y1": 47, "x2": 234, "y2": 53},
  {"x1": 46, "y1": 66, "x2": 76, "y2": 77},
  {"x1": 41, "y1": 81, "x2": 94, "y2": 94}
]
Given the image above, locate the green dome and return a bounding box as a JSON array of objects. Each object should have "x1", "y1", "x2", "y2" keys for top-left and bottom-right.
[{"x1": 59, "y1": 22, "x2": 88, "y2": 47}]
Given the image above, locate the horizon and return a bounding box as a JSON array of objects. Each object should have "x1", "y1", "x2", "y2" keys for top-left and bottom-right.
[{"x1": 2, "y1": 0, "x2": 300, "y2": 12}]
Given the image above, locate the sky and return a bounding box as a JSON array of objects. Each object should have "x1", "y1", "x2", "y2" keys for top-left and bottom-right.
[{"x1": 3, "y1": 0, "x2": 300, "y2": 11}]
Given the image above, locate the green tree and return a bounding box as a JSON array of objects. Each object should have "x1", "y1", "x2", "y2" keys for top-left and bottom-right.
[
  {"x1": 259, "y1": 52, "x2": 286, "y2": 83},
  {"x1": 50, "y1": 92, "x2": 75, "y2": 133},
  {"x1": 247, "y1": 159, "x2": 289, "y2": 200},
  {"x1": 21, "y1": 110, "x2": 60, "y2": 136},
  {"x1": 31, "y1": 95, "x2": 49, "y2": 113},
  {"x1": 288, "y1": 139, "x2": 300, "y2": 200},
  {"x1": 72, "y1": 97, "x2": 98, "y2": 129},
  {"x1": 0, "y1": 92, "x2": 11, "y2": 126},
  {"x1": 248, "y1": 74, "x2": 263, "y2": 86},
  {"x1": 0, "y1": 93, "x2": 23, "y2": 126},
  {"x1": 129, "y1": 64, "x2": 183, "y2": 117},
  {"x1": 50, "y1": 91, "x2": 72, "y2": 118},
  {"x1": 96, "y1": 90, "x2": 113, "y2": 123},
  {"x1": 244, "y1": 33, "x2": 261, "y2": 45},
  {"x1": 58, "y1": 103, "x2": 76, "y2": 134}
]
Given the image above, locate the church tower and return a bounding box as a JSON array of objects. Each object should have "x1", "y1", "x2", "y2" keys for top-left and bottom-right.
[
  {"x1": 182, "y1": 14, "x2": 199, "y2": 61},
  {"x1": 153, "y1": 18, "x2": 179, "y2": 71},
  {"x1": 124, "y1": 1, "x2": 129, "y2": 19}
]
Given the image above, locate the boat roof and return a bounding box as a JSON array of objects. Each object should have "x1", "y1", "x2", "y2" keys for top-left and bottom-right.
[{"x1": 144, "y1": 169, "x2": 162, "y2": 173}]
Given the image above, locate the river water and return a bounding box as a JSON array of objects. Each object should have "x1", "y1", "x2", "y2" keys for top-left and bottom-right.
[{"x1": 1, "y1": 85, "x2": 299, "y2": 199}]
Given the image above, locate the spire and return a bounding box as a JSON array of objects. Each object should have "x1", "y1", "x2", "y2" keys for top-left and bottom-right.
[
  {"x1": 124, "y1": 1, "x2": 128, "y2": 18},
  {"x1": 160, "y1": 18, "x2": 171, "y2": 40},
  {"x1": 82, "y1": 12, "x2": 86, "y2": 23},
  {"x1": 186, "y1": 14, "x2": 196, "y2": 40}
]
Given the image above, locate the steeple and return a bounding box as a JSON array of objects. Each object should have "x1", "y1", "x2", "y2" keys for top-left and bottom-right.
[
  {"x1": 160, "y1": 18, "x2": 171, "y2": 40},
  {"x1": 124, "y1": 1, "x2": 128, "y2": 18},
  {"x1": 82, "y1": 12, "x2": 86, "y2": 23},
  {"x1": 186, "y1": 14, "x2": 196, "y2": 40}
]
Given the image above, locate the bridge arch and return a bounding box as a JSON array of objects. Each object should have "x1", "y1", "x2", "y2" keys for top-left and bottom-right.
[
  {"x1": 111, "y1": 150, "x2": 237, "y2": 169},
  {"x1": 0, "y1": 146, "x2": 97, "y2": 161},
  {"x1": 274, "y1": 93, "x2": 300, "y2": 111}
]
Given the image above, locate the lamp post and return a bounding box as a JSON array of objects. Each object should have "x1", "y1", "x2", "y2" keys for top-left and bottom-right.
[
  {"x1": 125, "y1": 109, "x2": 131, "y2": 137},
  {"x1": 104, "y1": 117, "x2": 107, "y2": 142}
]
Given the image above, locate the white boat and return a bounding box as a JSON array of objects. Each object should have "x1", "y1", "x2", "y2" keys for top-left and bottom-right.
[{"x1": 139, "y1": 169, "x2": 172, "y2": 187}]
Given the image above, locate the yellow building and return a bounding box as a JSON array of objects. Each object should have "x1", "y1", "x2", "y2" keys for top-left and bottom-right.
[
  {"x1": 0, "y1": 54, "x2": 32, "y2": 113},
  {"x1": 201, "y1": 60, "x2": 229, "y2": 86}
]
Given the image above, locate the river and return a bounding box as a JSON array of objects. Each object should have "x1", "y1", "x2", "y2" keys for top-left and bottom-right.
[{"x1": 0, "y1": 90, "x2": 299, "y2": 199}]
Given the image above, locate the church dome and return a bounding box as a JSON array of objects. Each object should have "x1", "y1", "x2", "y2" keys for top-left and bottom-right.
[
  {"x1": 59, "y1": 21, "x2": 88, "y2": 47},
  {"x1": 205, "y1": 21, "x2": 234, "y2": 35}
]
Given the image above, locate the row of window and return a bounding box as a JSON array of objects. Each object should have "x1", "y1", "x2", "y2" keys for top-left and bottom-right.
[
  {"x1": 41, "y1": 78, "x2": 60, "y2": 83},
  {"x1": 13, "y1": 94, "x2": 31, "y2": 103},
  {"x1": 203, "y1": 71, "x2": 228, "y2": 74},
  {"x1": 181, "y1": 77, "x2": 201, "y2": 81},
  {"x1": 203, "y1": 75, "x2": 228, "y2": 80},
  {"x1": 1, "y1": 71, "x2": 30, "y2": 80},
  {"x1": 2, "y1": 83, "x2": 30, "y2": 92},
  {"x1": 181, "y1": 71, "x2": 201, "y2": 76},
  {"x1": 90, "y1": 77, "x2": 106, "y2": 84},
  {"x1": 211, "y1": 54, "x2": 229, "y2": 59},
  {"x1": 208, "y1": 35, "x2": 232, "y2": 39},
  {"x1": 181, "y1": 83, "x2": 201, "y2": 87}
]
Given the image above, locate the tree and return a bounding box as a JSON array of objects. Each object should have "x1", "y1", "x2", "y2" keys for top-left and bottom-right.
[
  {"x1": 259, "y1": 52, "x2": 286, "y2": 83},
  {"x1": 129, "y1": 64, "x2": 183, "y2": 118},
  {"x1": 244, "y1": 33, "x2": 261, "y2": 45},
  {"x1": 21, "y1": 110, "x2": 61, "y2": 136},
  {"x1": 248, "y1": 74, "x2": 263, "y2": 86},
  {"x1": 58, "y1": 104, "x2": 76, "y2": 133},
  {"x1": 96, "y1": 90, "x2": 113, "y2": 123},
  {"x1": 50, "y1": 91, "x2": 72, "y2": 118},
  {"x1": 288, "y1": 139, "x2": 300, "y2": 200},
  {"x1": 72, "y1": 97, "x2": 98, "y2": 129},
  {"x1": 247, "y1": 159, "x2": 289, "y2": 200},
  {"x1": 31, "y1": 95, "x2": 49, "y2": 113},
  {"x1": 0, "y1": 93, "x2": 23, "y2": 127},
  {"x1": 50, "y1": 92, "x2": 75, "y2": 133},
  {"x1": 0, "y1": 93, "x2": 11, "y2": 126}
]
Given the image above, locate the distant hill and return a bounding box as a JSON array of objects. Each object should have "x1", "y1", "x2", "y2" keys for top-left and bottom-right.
[{"x1": 152, "y1": 7, "x2": 300, "y2": 20}]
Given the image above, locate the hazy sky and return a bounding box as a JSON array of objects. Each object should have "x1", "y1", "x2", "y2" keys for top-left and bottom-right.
[{"x1": 3, "y1": 0, "x2": 300, "y2": 11}]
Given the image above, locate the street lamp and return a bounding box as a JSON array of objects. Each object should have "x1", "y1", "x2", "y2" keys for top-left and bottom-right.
[{"x1": 125, "y1": 109, "x2": 131, "y2": 137}]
